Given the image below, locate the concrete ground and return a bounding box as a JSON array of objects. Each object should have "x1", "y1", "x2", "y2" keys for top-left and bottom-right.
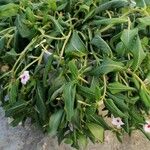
[{"x1": 0, "y1": 107, "x2": 150, "y2": 150}]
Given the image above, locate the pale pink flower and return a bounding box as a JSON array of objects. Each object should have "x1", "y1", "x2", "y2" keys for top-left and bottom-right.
[
  {"x1": 19, "y1": 71, "x2": 30, "y2": 85},
  {"x1": 112, "y1": 117, "x2": 124, "y2": 128},
  {"x1": 143, "y1": 121, "x2": 150, "y2": 133}
]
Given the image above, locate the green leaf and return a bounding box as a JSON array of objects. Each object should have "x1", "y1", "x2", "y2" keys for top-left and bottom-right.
[
  {"x1": 88, "y1": 114, "x2": 111, "y2": 130},
  {"x1": 63, "y1": 82, "x2": 76, "y2": 121},
  {"x1": 47, "y1": 0, "x2": 57, "y2": 11},
  {"x1": 130, "y1": 109, "x2": 144, "y2": 124},
  {"x1": 36, "y1": 83, "x2": 47, "y2": 121},
  {"x1": 2, "y1": 48, "x2": 17, "y2": 64},
  {"x1": 91, "y1": 34, "x2": 112, "y2": 56},
  {"x1": 138, "y1": 17, "x2": 150, "y2": 27},
  {"x1": 104, "y1": 99, "x2": 126, "y2": 118},
  {"x1": 108, "y1": 82, "x2": 136, "y2": 94},
  {"x1": 78, "y1": 134, "x2": 88, "y2": 149},
  {"x1": 10, "y1": 115, "x2": 24, "y2": 127},
  {"x1": 139, "y1": 86, "x2": 150, "y2": 108},
  {"x1": 95, "y1": 0, "x2": 128, "y2": 14},
  {"x1": 91, "y1": 58, "x2": 124, "y2": 75},
  {"x1": 130, "y1": 36, "x2": 146, "y2": 71},
  {"x1": 134, "y1": 0, "x2": 150, "y2": 7},
  {"x1": 108, "y1": 93, "x2": 129, "y2": 111},
  {"x1": 49, "y1": 85, "x2": 64, "y2": 102},
  {"x1": 48, "y1": 109, "x2": 64, "y2": 136},
  {"x1": 25, "y1": 7, "x2": 35, "y2": 22},
  {"x1": 115, "y1": 42, "x2": 126, "y2": 57},
  {"x1": 16, "y1": 15, "x2": 36, "y2": 38},
  {"x1": 68, "y1": 60, "x2": 78, "y2": 79},
  {"x1": 87, "y1": 123, "x2": 104, "y2": 142},
  {"x1": 5, "y1": 100, "x2": 28, "y2": 117},
  {"x1": 43, "y1": 55, "x2": 53, "y2": 87},
  {"x1": 49, "y1": 15, "x2": 64, "y2": 35},
  {"x1": 77, "y1": 85, "x2": 96, "y2": 101},
  {"x1": 91, "y1": 18, "x2": 128, "y2": 25},
  {"x1": 0, "y1": 3, "x2": 19, "y2": 19},
  {"x1": 65, "y1": 31, "x2": 87, "y2": 57},
  {"x1": 85, "y1": 104, "x2": 97, "y2": 115},
  {"x1": 9, "y1": 80, "x2": 19, "y2": 103},
  {"x1": 121, "y1": 28, "x2": 138, "y2": 50}
]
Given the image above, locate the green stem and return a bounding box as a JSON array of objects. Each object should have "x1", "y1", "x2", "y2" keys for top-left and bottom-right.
[
  {"x1": 98, "y1": 75, "x2": 107, "y2": 106},
  {"x1": 60, "y1": 30, "x2": 72, "y2": 58},
  {"x1": 0, "y1": 27, "x2": 15, "y2": 35},
  {"x1": 127, "y1": 69, "x2": 150, "y2": 93},
  {"x1": 12, "y1": 37, "x2": 38, "y2": 75},
  {"x1": 43, "y1": 34, "x2": 67, "y2": 40}
]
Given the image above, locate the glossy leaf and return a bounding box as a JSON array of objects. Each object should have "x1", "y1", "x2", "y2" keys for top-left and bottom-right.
[
  {"x1": 139, "y1": 86, "x2": 150, "y2": 108},
  {"x1": 88, "y1": 114, "x2": 111, "y2": 130},
  {"x1": 78, "y1": 134, "x2": 88, "y2": 150},
  {"x1": 87, "y1": 123, "x2": 104, "y2": 143},
  {"x1": 16, "y1": 15, "x2": 34, "y2": 38},
  {"x1": 68, "y1": 60, "x2": 78, "y2": 79},
  {"x1": 91, "y1": 34, "x2": 112, "y2": 56},
  {"x1": 9, "y1": 80, "x2": 19, "y2": 103},
  {"x1": 121, "y1": 28, "x2": 138, "y2": 50},
  {"x1": 63, "y1": 82, "x2": 76, "y2": 121},
  {"x1": 49, "y1": 15, "x2": 64, "y2": 35},
  {"x1": 65, "y1": 31, "x2": 87, "y2": 57},
  {"x1": 104, "y1": 99, "x2": 126, "y2": 118},
  {"x1": 91, "y1": 58, "x2": 124, "y2": 75},
  {"x1": 0, "y1": 3, "x2": 19, "y2": 18},
  {"x1": 95, "y1": 0, "x2": 128, "y2": 14},
  {"x1": 108, "y1": 93, "x2": 129, "y2": 111},
  {"x1": 108, "y1": 82, "x2": 136, "y2": 94},
  {"x1": 91, "y1": 18, "x2": 128, "y2": 25},
  {"x1": 36, "y1": 83, "x2": 47, "y2": 121},
  {"x1": 131, "y1": 36, "x2": 146, "y2": 71},
  {"x1": 5, "y1": 100, "x2": 28, "y2": 117},
  {"x1": 48, "y1": 109, "x2": 64, "y2": 136}
]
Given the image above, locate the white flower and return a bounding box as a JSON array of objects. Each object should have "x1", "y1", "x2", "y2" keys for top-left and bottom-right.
[
  {"x1": 143, "y1": 121, "x2": 150, "y2": 133},
  {"x1": 19, "y1": 71, "x2": 30, "y2": 85},
  {"x1": 112, "y1": 117, "x2": 124, "y2": 128}
]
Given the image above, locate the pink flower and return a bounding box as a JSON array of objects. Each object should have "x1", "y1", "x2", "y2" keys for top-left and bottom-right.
[
  {"x1": 112, "y1": 116, "x2": 124, "y2": 128},
  {"x1": 19, "y1": 71, "x2": 30, "y2": 85},
  {"x1": 143, "y1": 121, "x2": 150, "y2": 133}
]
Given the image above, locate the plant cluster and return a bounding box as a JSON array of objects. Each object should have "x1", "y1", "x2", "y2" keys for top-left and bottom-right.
[{"x1": 1, "y1": 0, "x2": 150, "y2": 149}]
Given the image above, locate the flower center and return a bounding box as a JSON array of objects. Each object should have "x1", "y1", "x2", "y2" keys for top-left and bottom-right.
[
  {"x1": 22, "y1": 76, "x2": 26, "y2": 79},
  {"x1": 117, "y1": 119, "x2": 120, "y2": 123},
  {"x1": 147, "y1": 124, "x2": 150, "y2": 128}
]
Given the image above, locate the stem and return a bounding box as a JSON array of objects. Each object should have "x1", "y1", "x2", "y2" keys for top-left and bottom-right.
[
  {"x1": 78, "y1": 76, "x2": 88, "y2": 84},
  {"x1": 38, "y1": 51, "x2": 44, "y2": 65},
  {"x1": 43, "y1": 34, "x2": 67, "y2": 40},
  {"x1": 77, "y1": 100, "x2": 91, "y2": 106},
  {"x1": 98, "y1": 75, "x2": 107, "y2": 106},
  {"x1": 0, "y1": 27, "x2": 15, "y2": 35},
  {"x1": 12, "y1": 37, "x2": 38, "y2": 75},
  {"x1": 100, "y1": 24, "x2": 114, "y2": 33},
  {"x1": 127, "y1": 69, "x2": 150, "y2": 93},
  {"x1": 60, "y1": 30, "x2": 72, "y2": 58},
  {"x1": 0, "y1": 71, "x2": 11, "y2": 80}
]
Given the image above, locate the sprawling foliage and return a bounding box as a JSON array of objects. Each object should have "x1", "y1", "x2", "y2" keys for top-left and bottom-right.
[{"x1": 1, "y1": 0, "x2": 150, "y2": 149}]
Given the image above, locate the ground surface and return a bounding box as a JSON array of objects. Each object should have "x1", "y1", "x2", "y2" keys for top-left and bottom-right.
[{"x1": 0, "y1": 107, "x2": 150, "y2": 150}]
